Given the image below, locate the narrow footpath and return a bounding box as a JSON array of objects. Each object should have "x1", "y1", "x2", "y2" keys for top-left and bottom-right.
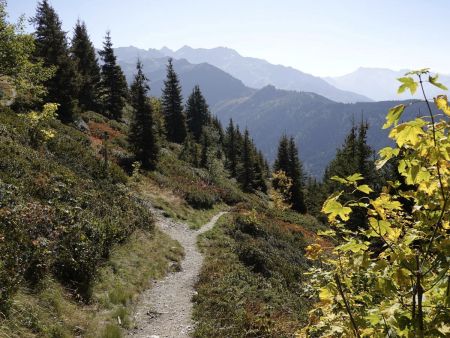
[{"x1": 127, "y1": 210, "x2": 227, "y2": 338}]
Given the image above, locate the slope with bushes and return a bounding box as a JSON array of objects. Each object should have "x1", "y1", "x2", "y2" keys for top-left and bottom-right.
[{"x1": 0, "y1": 107, "x2": 186, "y2": 337}]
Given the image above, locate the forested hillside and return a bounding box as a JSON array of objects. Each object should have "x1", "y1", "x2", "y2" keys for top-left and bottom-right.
[
  {"x1": 1, "y1": 1, "x2": 449, "y2": 337},
  {"x1": 0, "y1": 1, "x2": 321, "y2": 336},
  {"x1": 215, "y1": 85, "x2": 439, "y2": 177}
]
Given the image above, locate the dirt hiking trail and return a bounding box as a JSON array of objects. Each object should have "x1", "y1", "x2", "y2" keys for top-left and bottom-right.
[{"x1": 127, "y1": 210, "x2": 227, "y2": 338}]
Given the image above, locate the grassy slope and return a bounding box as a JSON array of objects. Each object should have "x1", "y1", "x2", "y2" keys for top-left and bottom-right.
[
  {"x1": 193, "y1": 205, "x2": 327, "y2": 337},
  {"x1": 0, "y1": 107, "x2": 326, "y2": 337},
  {"x1": 0, "y1": 109, "x2": 186, "y2": 337},
  {"x1": 0, "y1": 229, "x2": 183, "y2": 338}
]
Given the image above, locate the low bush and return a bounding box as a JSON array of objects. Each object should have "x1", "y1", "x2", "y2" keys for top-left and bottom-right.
[
  {"x1": 185, "y1": 189, "x2": 217, "y2": 209},
  {"x1": 193, "y1": 213, "x2": 312, "y2": 337},
  {"x1": 0, "y1": 108, "x2": 154, "y2": 311}
]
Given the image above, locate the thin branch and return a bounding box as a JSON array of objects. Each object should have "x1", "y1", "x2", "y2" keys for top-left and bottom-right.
[{"x1": 334, "y1": 274, "x2": 361, "y2": 338}]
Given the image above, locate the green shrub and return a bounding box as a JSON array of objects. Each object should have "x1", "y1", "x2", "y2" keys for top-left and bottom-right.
[
  {"x1": 82, "y1": 111, "x2": 107, "y2": 124},
  {"x1": 0, "y1": 109, "x2": 154, "y2": 311},
  {"x1": 185, "y1": 189, "x2": 217, "y2": 209},
  {"x1": 108, "y1": 119, "x2": 128, "y2": 134},
  {"x1": 101, "y1": 324, "x2": 122, "y2": 338}
]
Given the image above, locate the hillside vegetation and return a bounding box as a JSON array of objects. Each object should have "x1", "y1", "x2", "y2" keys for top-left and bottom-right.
[{"x1": 2, "y1": 1, "x2": 449, "y2": 337}]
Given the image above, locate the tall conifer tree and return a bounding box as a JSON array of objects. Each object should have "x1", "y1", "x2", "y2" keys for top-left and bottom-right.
[
  {"x1": 225, "y1": 119, "x2": 238, "y2": 177},
  {"x1": 128, "y1": 60, "x2": 159, "y2": 170},
  {"x1": 186, "y1": 85, "x2": 210, "y2": 141},
  {"x1": 98, "y1": 31, "x2": 128, "y2": 120},
  {"x1": 274, "y1": 135, "x2": 290, "y2": 174},
  {"x1": 274, "y1": 135, "x2": 307, "y2": 213},
  {"x1": 32, "y1": 0, "x2": 79, "y2": 122},
  {"x1": 71, "y1": 20, "x2": 101, "y2": 112},
  {"x1": 162, "y1": 58, "x2": 186, "y2": 143},
  {"x1": 287, "y1": 137, "x2": 307, "y2": 213},
  {"x1": 323, "y1": 121, "x2": 380, "y2": 229},
  {"x1": 239, "y1": 129, "x2": 255, "y2": 192}
]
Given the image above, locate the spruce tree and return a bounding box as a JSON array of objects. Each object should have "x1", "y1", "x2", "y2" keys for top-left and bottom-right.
[
  {"x1": 274, "y1": 135, "x2": 307, "y2": 213},
  {"x1": 162, "y1": 58, "x2": 186, "y2": 143},
  {"x1": 287, "y1": 137, "x2": 307, "y2": 213},
  {"x1": 211, "y1": 116, "x2": 224, "y2": 146},
  {"x1": 323, "y1": 121, "x2": 380, "y2": 230},
  {"x1": 225, "y1": 119, "x2": 238, "y2": 177},
  {"x1": 71, "y1": 20, "x2": 101, "y2": 112},
  {"x1": 98, "y1": 31, "x2": 128, "y2": 120},
  {"x1": 252, "y1": 143, "x2": 268, "y2": 193},
  {"x1": 274, "y1": 135, "x2": 290, "y2": 173},
  {"x1": 186, "y1": 85, "x2": 210, "y2": 141},
  {"x1": 32, "y1": 0, "x2": 79, "y2": 122},
  {"x1": 238, "y1": 129, "x2": 255, "y2": 192},
  {"x1": 128, "y1": 60, "x2": 159, "y2": 170}
]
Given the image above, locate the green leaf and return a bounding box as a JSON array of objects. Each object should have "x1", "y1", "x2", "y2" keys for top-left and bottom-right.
[
  {"x1": 357, "y1": 184, "x2": 373, "y2": 194},
  {"x1": 434, "y1": 95, "x2": 450, "y2": 116},
  {"x1": 397, "y1": 77, "x2": 418, "y2": 95},
  {"x1": 319, "y1": 287, "x2": 333, "y2": 303},
  {"x1": 317, "y1": 229, "x2": 336, "y2": 237},
  {"x1": 346, "y1": 173, "x2": 364, "y2": 182},
  {"x1": 330, "y1": 175, "x2": 349, "y2": 184},
  {"x1": 383, "y1": 104, "x2": 405, "y2": 129},
  {"x1": 429, "y1": 74, "x2": 448, "y2": 91},
  {"x1": 365, "y1": 312, "x2": 382, "y2": 326},
  {"x1": 376, "y1": 147, "x2": 400, "y2": 169},
  {"x1": 406, "y1": 68, "x2": 430, "y2": 76},
  {"x1": 339, "y1": 240, "x2": 368, "y2": 253},
  {"x1": 322, "y1": 198, "x2": 352, "y2": 221},
  {"x1": 389, "y1": 118, "x2": 426, "y2": 147}
]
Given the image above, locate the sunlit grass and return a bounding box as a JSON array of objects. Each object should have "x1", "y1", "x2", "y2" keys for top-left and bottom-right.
[{"x1": 0, "y1": 229, "x2": 183, "y2": 338}]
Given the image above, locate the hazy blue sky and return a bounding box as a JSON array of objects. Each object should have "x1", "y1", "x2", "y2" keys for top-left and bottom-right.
[{"x1": 7, "y1": 0, "x2": 450, "y2": 76}]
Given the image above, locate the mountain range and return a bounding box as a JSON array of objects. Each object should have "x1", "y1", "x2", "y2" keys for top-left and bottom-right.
[
  {"x1": 324, "y1": 67, "x2": 450, "y2": 101},
  {"x1": 113, "y1": 45, "x2": 439, "y2": 177},
  {"x1": 114, "y1": 45, "x2": 371, "y2": 103},
  {"x1": 214, "y1": 85, "x2": 434, "y2": 176},
  {"x1": 117, "y1": 55, "x2": 253, "y2": 106}
]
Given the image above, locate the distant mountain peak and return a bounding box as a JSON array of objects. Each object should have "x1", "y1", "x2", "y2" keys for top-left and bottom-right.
[
  {"x1": 161, "y1": 46, "x2": 370, "y2": 103},
  {"x1": 159, "y1": 46, "x2": 173, "y2": 54}
]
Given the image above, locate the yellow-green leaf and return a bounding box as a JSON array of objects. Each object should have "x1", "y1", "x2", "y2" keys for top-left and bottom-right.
[
  {"x1": 390, "y1": 119, "x2": 426, "y2": 147},
  {"x1": 357, "y1": 184, "x2": 373, "y2": 194},
  {"x1": 397, "y1": 77, "x2": 418, "y2": 95},
  {"x1": 330, "y1": 175, "x2": 349, "y2": 184},
  {"x1": 322, "y1": 198, "x2": 352, "y2": 221},
  {"x1": 319, "y1": 287, "x2": 333, "y2": 303},
  {"x1": 383, "y1": 104, "x2": 406, "y2": 129},
  {"x1": 346, "y1": 173, "x2": 364, "y2": 182},
  {"x1": 429, "y1": 74, "x2": 448, "y2": 91},
  {"x1": 434, "y1": 95, "x2": 450, "y2": 116},
  {"x1": 339, "y1": 240, "x2": 368, "y2": 253}
]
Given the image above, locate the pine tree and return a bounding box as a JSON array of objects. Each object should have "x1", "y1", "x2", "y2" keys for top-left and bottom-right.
[
  {"x1": 225, "y1": 119, "x2": 238, "y2": 177},
  {"x1": 274, "y1": 135, "x2": 290, "y2": 174},
  {"x1": 252, "y1": 145, "x2": 268, "y2": 193},
  {"x1": 32, "y1": 0, "x2": 79, "y2": 122},
  {"x1": 71, "y1": 20, "x2": 101, "y2": 112},
  {"x1": 238, "y1": 129, "x2": 255, "y2": 192},
  {"x1": 211, "y1": 116, "x2": 224, "y2": 146},
  {"x1": 273, "y1": 135, "x2": 307, "y2": 213},
  {"x1": 287, "y1": 137, "x2": 307, "y2": 213},
  {"x1": 323, "y1": 121, "x2": 380, "y2": 230},
  {"x1": 98, "y1": 31, "x2": 128, "y2": 120},
  {"x1": 162, "y1": 58, "x2": 186, "y2": 143},
  {"x1": 128, "y1": 60, "x2": 159, "y2": 170},
  {"x1": 186, "y1": 85, "x2": 210, "y2": 141}
]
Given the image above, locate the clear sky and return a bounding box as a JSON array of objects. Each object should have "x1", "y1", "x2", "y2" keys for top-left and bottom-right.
[{"x1": 7, "y1": 0, "x2": 450, "y2": 77}]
